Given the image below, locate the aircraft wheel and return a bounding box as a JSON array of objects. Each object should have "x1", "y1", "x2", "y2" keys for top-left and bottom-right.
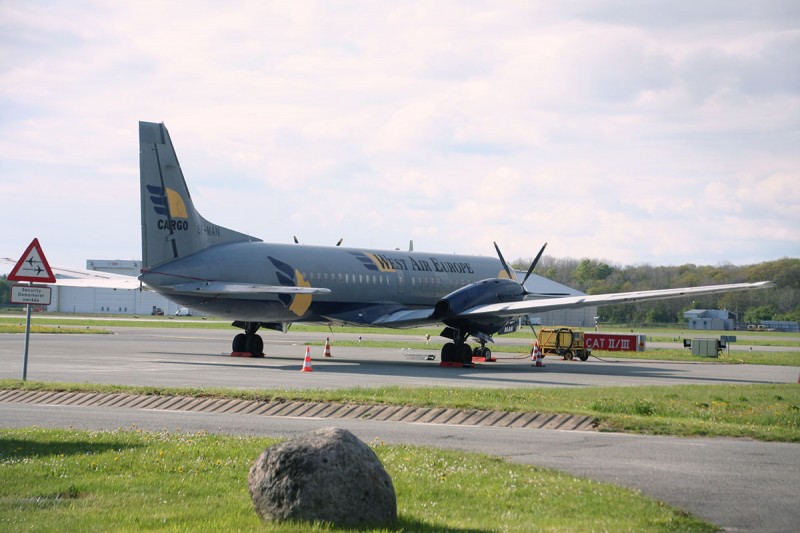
[
  {"x1": 483, "y1": 347, "x2": 492, "y2": 359},
  {"x1": 232, "y1": 333, "x2": 247, "y2": 353},
  {"x1": 246, "y1": 334, "x2": 264, "y2": 356},
  {"x1": 459, "y1": 344, "x2": 473, "y2": 364},
  {"x1": 441, "y1": 342, "x2": 455, "y2": 362}
]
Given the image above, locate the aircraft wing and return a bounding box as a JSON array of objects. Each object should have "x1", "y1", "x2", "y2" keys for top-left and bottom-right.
[
  {"x1": 47, "y1": 277, "x2": 143, "y2": 290},
  {"x1": 1, "y1": 258, "x2": 143, "y2": 290},
  {"x1": 366, "y1": 281, "x2": 773, "y2": 327},
  {"x1": 168, "y1": 282, "x2": 331, "y2": 297},
  {"x1": 461, "y1": 281, "x2": 775, "y2": 318},
  {"x1": 319, "y1": 306, "x2": 438, "y2": 328},
  {"x1": 370, "y1": 308, "x2": 442, "y2": 328}
]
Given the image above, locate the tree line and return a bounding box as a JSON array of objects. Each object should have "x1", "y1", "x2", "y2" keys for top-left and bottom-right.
[
  {"x1": 513, "y1": 257, "x2": 800, "y2": 325},
  {"x1": 0, "y1": 276, "x2": 9, "y2": 307}
]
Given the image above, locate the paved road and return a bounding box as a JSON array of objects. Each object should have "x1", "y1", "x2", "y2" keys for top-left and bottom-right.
[
  {"x1": 1, "y1": 328, "x2": 796, "y2": 389},
  {"x1": 1, "y1": 327, "x2": 799, "y2": 531}
]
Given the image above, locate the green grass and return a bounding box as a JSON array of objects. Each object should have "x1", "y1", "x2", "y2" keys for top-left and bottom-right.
[
  {"x1": 567, "y1": 384, "x2": 800, "y2": 440},
  {"x1": 0, "y1": 316, "x2": 228, "y2": 330},
  {"x1": 589, "y1": 348, "x2": 800, "y2": 366},
  {"x1": 3, "y1": 380, "x2": 798, "y2": 442},
  {"x1": 0, "y1": 324, "x2": 111, "y2": 334},
  {"x1": 0, "y1": 427, "x2": 715, "y2": 532},
  {"x1": 643, "y1": 335, "x2": 800, "y2": 348}
]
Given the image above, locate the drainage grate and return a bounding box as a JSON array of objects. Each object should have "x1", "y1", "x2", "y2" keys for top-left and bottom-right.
[{"x1": 0, "y1": 390, "x2": 597, "y2": 431}]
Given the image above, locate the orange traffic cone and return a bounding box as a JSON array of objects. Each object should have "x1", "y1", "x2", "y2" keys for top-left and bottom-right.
[
  {"x1": 532, "y1": 341, "x2": 545, "y2": 367},
  {"x1": 323, "y1": 337, "x2": 332, "y2": 358},
  {"x1": 300, "y1": 347, "x2": 313, "y2": 372}
]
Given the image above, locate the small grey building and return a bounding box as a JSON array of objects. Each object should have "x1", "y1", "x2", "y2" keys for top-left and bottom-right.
[{"x1": 684, "y1": 309, "x2": 737, "y2": 330}]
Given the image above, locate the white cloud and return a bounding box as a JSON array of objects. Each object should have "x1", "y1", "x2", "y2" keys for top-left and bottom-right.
[{"x1": 1, "y1": 1, "x2": 798, "y2": 272}]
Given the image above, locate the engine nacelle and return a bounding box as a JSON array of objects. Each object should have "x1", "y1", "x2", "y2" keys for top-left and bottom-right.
[{"x1": 433, "y1": 278, "x2": 525, "y2": 319}]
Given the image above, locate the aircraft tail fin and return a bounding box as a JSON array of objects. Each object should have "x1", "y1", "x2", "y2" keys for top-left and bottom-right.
[{"x1": 139, "y1": 121, "x2": 260, "y2": 269}]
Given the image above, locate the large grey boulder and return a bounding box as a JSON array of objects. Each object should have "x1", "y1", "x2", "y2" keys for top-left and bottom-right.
[{"x1": 248, "y1": 427, "x2": 397, "y2": 527}]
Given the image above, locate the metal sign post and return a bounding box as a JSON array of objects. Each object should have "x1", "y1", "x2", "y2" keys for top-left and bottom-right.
[
  {"x1": 22, "y1": 288, "x2": 32, "y2": 381},
  {"x1": 11, "y1": 284, "x2": 52, "y2": 381},
  {"x1": 8, "y1": 238, "x2": 56, "y2": 381}
]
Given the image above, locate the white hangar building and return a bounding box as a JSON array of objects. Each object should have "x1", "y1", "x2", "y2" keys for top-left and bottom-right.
[{"x1": 44, "y1": 259, "x2": 595, "y2": 327}]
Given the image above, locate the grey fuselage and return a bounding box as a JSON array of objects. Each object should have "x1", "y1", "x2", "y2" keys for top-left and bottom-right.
[{"x1": 140, "y1": 241, "x2": 508, "y2": 324}]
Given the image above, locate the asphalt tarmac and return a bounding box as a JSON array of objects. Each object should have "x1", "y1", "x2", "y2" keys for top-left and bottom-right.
[
  {"x1": 0, "y1": 327, "x2": 796, "y2": 389},
  {"x1": 1, "y1": 327, "x2": 799, "y2": 531}
]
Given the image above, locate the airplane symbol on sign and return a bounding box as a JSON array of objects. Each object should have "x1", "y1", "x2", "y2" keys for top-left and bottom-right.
[{"x1": 25, "y1": 258, "x2": 43, "y2": 273}]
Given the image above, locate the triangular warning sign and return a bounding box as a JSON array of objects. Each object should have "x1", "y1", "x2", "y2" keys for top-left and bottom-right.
[{"x1": 8, "y1": 238, "x2": 56, "y2": 283}]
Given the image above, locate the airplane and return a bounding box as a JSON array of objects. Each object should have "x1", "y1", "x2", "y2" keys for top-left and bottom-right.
[
  {"x1": 131, "y1": 121, "x2": 773, "y2": 363},
  {"x1": 2, "y1": 121, "x2": 774, "y2": 365}
]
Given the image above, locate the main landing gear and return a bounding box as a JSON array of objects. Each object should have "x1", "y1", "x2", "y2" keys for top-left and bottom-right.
[
  {"x1": 439, "y1": 327, "x2": 495, "y2": 366},
  {"x1": 441, "y1": 341, "x2": 473, "y2": 366},
  {"x1": 440, "y1": 340, "x2": 493, "y2": 365},
  {"x1": 440, "y1": 327, "x2": 475, "y2": 366},
  {"x1": 232, "y1": 322, "x2": 263, "y2": 357}
]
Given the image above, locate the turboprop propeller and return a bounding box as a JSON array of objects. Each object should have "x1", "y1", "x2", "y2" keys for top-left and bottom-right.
[
  {"x1": 494, "y1": 241, "x2": 547, "y2": 286},
  {"x1": 493, "y1": 241, "x2": 570, "y2": 299}
]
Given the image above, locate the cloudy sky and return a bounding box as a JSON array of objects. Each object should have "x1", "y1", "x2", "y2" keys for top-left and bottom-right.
[{"x1": 2, "y1": 1, "x2": 798, "y2": 274}]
